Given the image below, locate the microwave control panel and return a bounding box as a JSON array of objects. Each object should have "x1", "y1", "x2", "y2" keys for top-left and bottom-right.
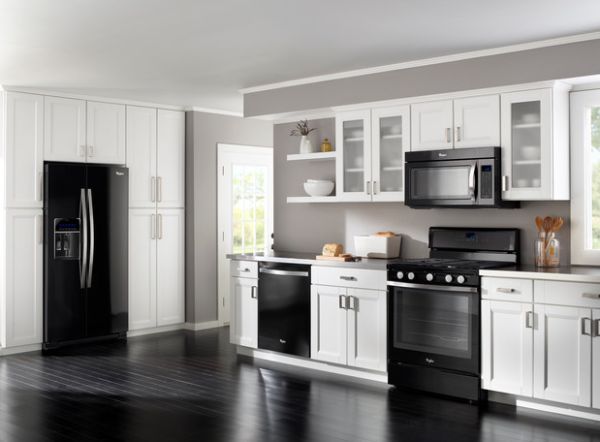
[
  {"x1": 480, "y1": 164, "x2": 493, "y2": 199},
  {"x1": 54, "y1": 218, "x2": 80, "y2": 260}
]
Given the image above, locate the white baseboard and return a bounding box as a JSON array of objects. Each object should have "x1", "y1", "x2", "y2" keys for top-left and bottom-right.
[
  {"x1": 0, "y1": 343, "x2": 41, "y2": 356},
  {"x1": 237, "y1": 346, "x2": 388, "y2": 384},
  {"x1": 183, "y1": 320, "x2": 221, "y2": 331},
  {"x1": 127, "y1": 324, "x2": 186, "y2": 337},
  {"x1": 516, "y1": 399, "x2": 600, "y2": 422}
]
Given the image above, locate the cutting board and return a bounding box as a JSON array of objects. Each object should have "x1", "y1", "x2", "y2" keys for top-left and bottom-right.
[{"x1": 315, "y1": 255, "x2": 354, "y2": 262}]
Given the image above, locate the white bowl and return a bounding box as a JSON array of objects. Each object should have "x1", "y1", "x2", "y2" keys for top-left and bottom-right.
[
  {"x1": 304, "y1": 180, "x2": 334, "y2": 197},
  {"x1": 521, "y1": 145, "x2": 540, "y2": 160}
]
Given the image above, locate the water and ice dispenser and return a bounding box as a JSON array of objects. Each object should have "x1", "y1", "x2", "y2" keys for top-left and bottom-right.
[{"x1": 53, "y1": 218, "x2": 80, "y2": 260}]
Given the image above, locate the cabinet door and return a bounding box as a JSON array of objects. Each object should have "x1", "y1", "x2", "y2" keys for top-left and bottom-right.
[
  {"x1": 481, "y1": 300, "x2": 533, "y2": 396},
  {"x1": 4, "y1": 92, "x2": 44, "y2": 208},
  {"x1": 454, "y1": 95, "x2": 500, "y2": 148},
  {"x1": 230, "y1": 276, "x2": 258, "y2": 348},
  {"x1": 410, "y1": 100, "x2": 453, "y2": 151},
  {"x1": 311, "y1": 285, "x2": 347, "y2": 364},
  {"x1": 156, "y1": 209, "x2": 185, "y2": 326},
  {"x1": 4, "y1": 209, "x2": 43, "y2": 347},
  {"x1": 128, "y1": 209, "x2": 157, "y2": 331},
  {"x1": 533, "y1": 304, "x2": 592, "y2": 407},
  {"x1": 346, "y1": 288, "x2": 387, "y2": 372},
  {"x1": 335, "y1": 110, "x2": 372, "y2": 202},
  {"x1": 593, "y1": 309, "x2": 600, "y2": 409},
  {"x1": 501, "y1": 89, "x2": 552, "y2": 200},
  {"x1": 44, "y1": 96, "x2": 86, "y2": 162},
  {"x1": 86, "y1": 101, "x2": 126, "y2": 164},
  {"x1": 371, "y1": 105, "x2": 409, "y2": 202},
  {"x1": 127, "y1": 106, "x2": 157, "y2": 208},
  {"x1": 157, "y1": 110, "x2": 185, "y2": 208}
]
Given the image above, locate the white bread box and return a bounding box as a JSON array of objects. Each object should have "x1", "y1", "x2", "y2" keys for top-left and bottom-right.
[{"x1": 354, "y1": 234, "x2": 402, "y2": 259}]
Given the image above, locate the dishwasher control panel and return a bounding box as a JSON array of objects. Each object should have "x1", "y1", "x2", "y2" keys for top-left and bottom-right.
[{"x1": 54, "y1": 218, "x2": 80, "y2": 260}]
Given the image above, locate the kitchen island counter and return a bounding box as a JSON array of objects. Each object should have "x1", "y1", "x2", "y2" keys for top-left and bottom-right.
[{"x1": 227, "y1": 251, "x2": 400, "y2": 270}]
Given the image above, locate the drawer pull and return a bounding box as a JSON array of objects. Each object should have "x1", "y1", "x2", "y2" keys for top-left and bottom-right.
[
  {"x1": 496, "y1": 287, "x2": 516, "y2": 294},
  {"x1": 340, "y1": 276, "x2": 357, "y2": 281},
  {"x1": 593, "y1": 319, "x2": 600, "y2": 338},
  {"x1": 525, "y1": 311, "x2": 534, "y2": 329},
  {"x1": 582, "y1": 293, "x2": 600, "y2": 299},
  {"x1": 251, "y1": 286, "x2": 257, "y2": 299},
  {"x1": 241, "y1": 268, "x2": 251, "y2": 273}
]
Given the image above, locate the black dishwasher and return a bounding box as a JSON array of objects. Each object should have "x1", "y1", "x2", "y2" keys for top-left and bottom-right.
[{"x1": 258, "y1": 262, "x2": 311, "y2": 357}]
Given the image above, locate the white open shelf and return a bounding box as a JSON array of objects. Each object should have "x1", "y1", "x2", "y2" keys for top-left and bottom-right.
[
  {"x1": 287, "y1": 151, "x2": 337, "y2": 161},
  {"x1": 287, "y1": 196, "x2": 338, "y2": 203}
]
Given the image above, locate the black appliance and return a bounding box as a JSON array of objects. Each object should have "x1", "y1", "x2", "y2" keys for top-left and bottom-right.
[
  {"x1": 405, "y1": 147, "x2": 518, "y2": 208},
  {"x1": 258, "y1": 262, "x2": 311, "y2": 357},
  {"x1": 43, "y1": 162, "x2": 128, "y2": 350},
  {"x1": 387, "y1": 227, "x2": 519, "y2": 401}
]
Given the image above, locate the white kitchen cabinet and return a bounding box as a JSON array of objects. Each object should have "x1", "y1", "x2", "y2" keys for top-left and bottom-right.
[
  {"x1": 453, "y1": 95, "x2": 500, "y2": 148},
  {"x1": 127, "y1": 106, "x2": 157, "y2": 208},
  {"x1": 533, "y1": 304, "x2": 591, "y2": 407},
  {"x1": 346, "y1": 288, "x2": 387, "y2": 372},
  {"x1": 157, "y1": 109, "x2": 185, "y2": 208},
  {"x1": 500, "y1": 86, "x2": 569, "y2": 200},
  {"x1": 2, "y1": 209, "x2": 43, "y2": 347},
  {"x1": 335, "y1": 109, "x2": 372, "y2": 202},
  {"x1": 44, "y1": 96, "x2": 86, "y2": 162},
  {"x1": 3, "y1": 92, "x2": 44, "y2": 208},
  {"x1": 371, "y1": 105, "x2": 410, "y2": 202},
  {"x1": 311, "y1": 284, "x2": 348, "y2": 364},
  {"x1": 411, "y1": 100, "x2": 453, "y2": 151},
  {"x1": 86, "y1": 101, "x2": 126, "y2": 164},
  {"x1": 593, "y1": 309, "x2": 600, "y2": 409},
  {"x1": 128, "y1": 209, "x2": 157, "y2": 331},
  {"x1": 481, "y1": 300, "x2": 533, "y2": 396},
  {"x1": 230, "y1": 275, "x2": 258, "y2": 348},
  {"x1": 156, "y1": 209, "x2": 185, "y2": 326}
]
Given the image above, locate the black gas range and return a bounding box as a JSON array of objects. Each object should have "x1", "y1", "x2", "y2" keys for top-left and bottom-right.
[{"x1": 387, "y1": 227, "x2": 519, "y2": 402}]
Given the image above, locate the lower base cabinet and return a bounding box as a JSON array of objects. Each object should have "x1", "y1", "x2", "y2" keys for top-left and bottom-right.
[
  {"x1": 311, "y1": 285, "x2": 386, "y2": 372},
  {"x1": 230, "y1": 275, "x2": 258, "y2": 348}
]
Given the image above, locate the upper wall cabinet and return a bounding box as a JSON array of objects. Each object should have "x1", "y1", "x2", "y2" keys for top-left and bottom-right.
[
  {"x1": 44, "y1": 97, "x2": 126, "y2": 164},
  {"x1": 500, "y1": 86, "x2": 569, "y2": 201},
  {"x1": 157, "y1": 110, "x2": 185, "y2": 208},
  {"x1": 2, "y1": 92, "x2": 44, "y2": 208},
  {"x1": 411, "y1": 95, "x2": 500, "y2": 151},
  {"x1": 127, "y1": 106, "x2": 157, "y2": 208}
]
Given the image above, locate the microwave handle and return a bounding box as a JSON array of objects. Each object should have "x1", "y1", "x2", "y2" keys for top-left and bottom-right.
[{"x1": 468, "y1": 164, "x2": 476, "y2": 200}]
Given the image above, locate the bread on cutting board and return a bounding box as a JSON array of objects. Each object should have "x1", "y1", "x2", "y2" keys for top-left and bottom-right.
[{"x1": 322, "y1": 243, "x2": 343, "y2": 257}]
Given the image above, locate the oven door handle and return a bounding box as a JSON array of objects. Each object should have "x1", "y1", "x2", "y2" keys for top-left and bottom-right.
[
  {"x1": 468, "y1": 164, "x2": 476, "y2": 200},
  {"x1": 387, "y1": 281, "x2": 479, "y2": 293}
]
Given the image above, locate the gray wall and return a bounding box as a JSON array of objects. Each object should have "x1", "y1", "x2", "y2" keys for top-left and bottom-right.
[
  {"x1": 245, "y1": 38, "x2": 600, "y2": 116},
  {"x1": 186, "y1": 111, "x2": 272, "y2": 324},
  {"x1": 274, "y1": 119, "x2": 570, "y2": 264}
]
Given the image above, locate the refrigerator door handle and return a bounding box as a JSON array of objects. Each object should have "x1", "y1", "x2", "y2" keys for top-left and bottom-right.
[
  {"x1": 87, "y1": 189, "x2": 95, "y2": 288},
  {"x1": 79, "y1": 189, "x2": 88, "y2": 289}
]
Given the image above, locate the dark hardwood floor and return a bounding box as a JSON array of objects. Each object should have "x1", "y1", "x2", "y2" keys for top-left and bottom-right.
[{"x1": 1, "y1": 327, "x2": 599, "y2": 442}]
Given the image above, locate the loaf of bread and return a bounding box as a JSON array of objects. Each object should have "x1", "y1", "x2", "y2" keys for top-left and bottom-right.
[
  {"x1": 322, "y1": 243, "x2": 344, "y2": 257},
  {"x1": 375, "y1": 231, "x2": 396, "y2": 237}
]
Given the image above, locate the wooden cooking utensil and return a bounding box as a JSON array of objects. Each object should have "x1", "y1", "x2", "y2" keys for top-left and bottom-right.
[
  {"x1": 543, "y1": 216, "x2": 553, "y2": 233},
  {"x1": 552, "y1": 217, "x2": 564, "y2": 232},
  {"x1": 535, "y1": 216, "x2": 544, "y2": 233}
]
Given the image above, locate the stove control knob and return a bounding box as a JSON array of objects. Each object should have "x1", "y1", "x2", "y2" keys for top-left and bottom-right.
[
  {"x1": 444, "y1": 274, "x2": 453, "y2": 283},
  {"x1": 456, "y1": 275, "x2": 466, "y2": 284},
  {"x1": 396, "y1": 271, "x2": 404, "y2": 280},
  {"x1": 426, "y1": 273, "x2": 434, "y2": 282},
  {"x1": 408, "y1": 272, "x2": 415, "y2": 281}
]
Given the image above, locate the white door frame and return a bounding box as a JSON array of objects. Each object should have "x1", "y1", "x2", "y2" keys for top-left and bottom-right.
[{"x1": 217, "y1": 143, "x2": 273, "y2": 326}]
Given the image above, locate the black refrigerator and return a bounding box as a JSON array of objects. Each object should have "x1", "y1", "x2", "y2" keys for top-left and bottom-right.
[{"x1": 43, "y1": 162, "x2": 128, "y2": 350}]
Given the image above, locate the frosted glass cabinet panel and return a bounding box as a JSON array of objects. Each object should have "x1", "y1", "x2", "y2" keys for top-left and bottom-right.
[
  {"x1": 511, "y1": 101, "x2": 542, "y2": 189},
  {"x1": 336, "y1": 110, "x2": 372, "y2": 202}
]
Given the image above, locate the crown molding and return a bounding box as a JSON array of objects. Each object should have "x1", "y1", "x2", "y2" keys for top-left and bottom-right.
[
  {"x1": 240, "y1": 31, "x2": 600, "y2": 94},
  {"x1": 187, "y1": 106, "x2": 243, "y2": 117}
]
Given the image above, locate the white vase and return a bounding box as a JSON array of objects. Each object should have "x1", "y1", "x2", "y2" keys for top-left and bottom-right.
[{"x1": 299, "y1": 136, "x2": 313, "y2": 154}]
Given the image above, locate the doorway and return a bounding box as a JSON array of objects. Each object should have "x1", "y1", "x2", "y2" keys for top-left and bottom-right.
[{"x1": 217, "y1": 143, "x2": 273, "y2": 325}]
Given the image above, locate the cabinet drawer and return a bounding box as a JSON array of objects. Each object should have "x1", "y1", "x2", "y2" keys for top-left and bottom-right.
[
  {"x1": 534, "y1": 280, "x2": 600, "y2": 308},
  {"x1": 312, "y1": 266, "x2": 386, "y2": 291},
  {"x1": 231, "y1": 260, "x2": 258, "y2": 278},
  {"x1": 481, "y1": 277, "x2": 533, "y2": 302}
]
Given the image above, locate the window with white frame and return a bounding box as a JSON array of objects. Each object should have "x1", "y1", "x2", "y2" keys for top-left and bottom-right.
[{"x1": 571, "y1": 89, "x2": 600, "y2": 264}]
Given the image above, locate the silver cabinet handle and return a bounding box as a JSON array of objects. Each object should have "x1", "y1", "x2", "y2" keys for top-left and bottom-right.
[
  {"x1": 38, "y1": 172, "x2": 43, "y2": 202},
  {"x1": 593, "y1": 319, "x2": 600, "y2": 338},
  {"x1": 501, "y1": 175, "x2": 509, "y2": 192},
  {"x1": 79, "y1": 189, "x2": 88, "y2": 289},
  {"x1": 79, "y1": 145, "x2": 86, "y2": 157},
  {"x1": 445, "y1": 127, "x2": 452, "y2": 143},
  {"x1": 372, "y1": 181, "x2": 378, "y2": 195},
  {"x1": 158, "y1": 214, "x2": 163, "y2": 239},
  {"x1": 151, "y1": 214, "x2": 156, "y2": 239},
  {"x1": 251, "y1": 286, "x2": 257, "y2": 299},
  {"x1": 582, "y1": 293, "x2": 600, "y2": 299},
  {"x1": 339, "y1": 294, "x2": 347, "y2": 309},
  {"x1": 582, "y1": 317, "x2": 592, "y2": 336},
  {"x1": 366, "y1": 181, "x2": 371, "y2": 195},
  {"x1": 525, "y1": 311, "x2": 534, "y2": 329},
  {"x1": 151, "y1": 176, "x2": 156, "y2": 203},
  {"x1": 348, "y1": 296, "x2": 357, "y2": 311},
  {"x1": 496, "y1": 287, "x2": 516, "y2": 293},
  {"x1": 456, "y1": 126, "x2": 461, "y2": 142},
  {"x1": 339, "y1": 276, "x2": 357, "y2": 281},
  {"x1": 259, "y1": 268, "x2": 309, "y2": 277},
  {"x1": 37, "y1": 214, "x2": 43, "y2": 244},
  {"x1": 88, "y1": 145, "x2": 94, "y2": 157},
  {"x1": 86, "y1": 189, "x2": 95, "y2": 288},
  {"x1": 468, "y1": 164, "x2": 476, "y2": 200},
  {"x1": 241, "y1": 267, "x2": 251, "y2": 273},
  {"x1": 157, "y1": 176, "x2": 162, "y2": 202}
]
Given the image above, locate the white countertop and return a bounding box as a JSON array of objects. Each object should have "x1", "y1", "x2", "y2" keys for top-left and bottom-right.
[{"x1": 480, "y1": 265, "x2": 600, "y2": 283}]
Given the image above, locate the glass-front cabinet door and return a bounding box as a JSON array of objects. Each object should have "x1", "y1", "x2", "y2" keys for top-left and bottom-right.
[
  {"x1": 501, "y1": 89, "x2": 553, "y2": 200},
  {"x1": 371, "y1": 106, "x2": 410, "y2": 202},
  {"x1": 335, "y1": 110, "x2": 372, "y2": 202}
]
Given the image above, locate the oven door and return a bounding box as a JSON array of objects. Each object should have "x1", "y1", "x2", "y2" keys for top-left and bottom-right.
[
  {"x1": 405, "y1": 159, "x2": 477, "y2": 207},
  {"x1": 388, "y1": 282, "x2": 480, "y2": 374}
]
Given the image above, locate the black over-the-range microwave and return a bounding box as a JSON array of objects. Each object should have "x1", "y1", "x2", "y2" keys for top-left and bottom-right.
[{"x1": 404, "y1": 147, "x2": 519, "y2": 208}]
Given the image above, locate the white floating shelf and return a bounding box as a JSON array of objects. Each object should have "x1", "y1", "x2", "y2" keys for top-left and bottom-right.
[
  {"x1": 287, "y1": 196, "x2": 338, "y2": 203},
  {"x1": 513, "y1": 123, "x2": 541, "y2": 129},
  {"x1": 381, "y1": 134, "x2": 403, "y2": 140},
  {"x1": 514, "y1": 160, "x2": 542, "y2": 165},
  {"x1": 287, "y1": 151, "x2": 337, "y2": 161}
]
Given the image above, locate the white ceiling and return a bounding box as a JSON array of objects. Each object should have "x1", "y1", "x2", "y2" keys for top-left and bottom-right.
[{"x1": 2, "y1": 0, "x2": 600, "y2": 113}]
